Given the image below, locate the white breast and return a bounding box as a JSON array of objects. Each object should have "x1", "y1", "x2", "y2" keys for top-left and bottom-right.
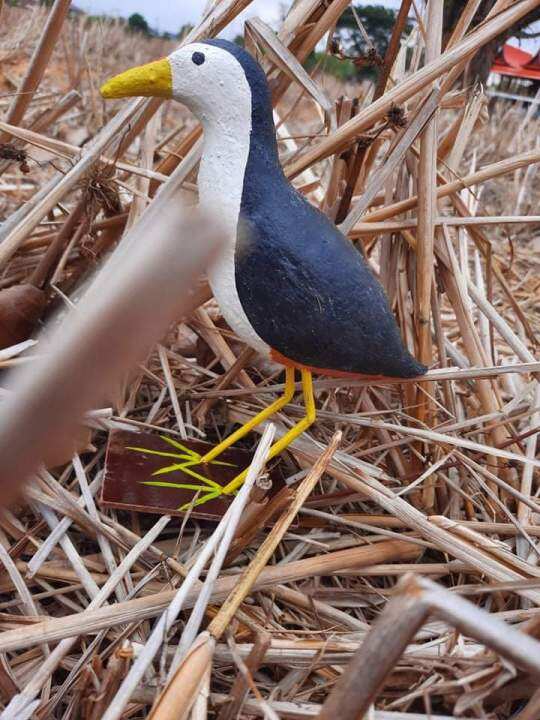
[{"x1": 207, "y1": 236, "x2": 270, "y2": 356}]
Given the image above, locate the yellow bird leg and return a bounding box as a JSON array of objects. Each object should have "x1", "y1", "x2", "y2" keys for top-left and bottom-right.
[
  {"x1": 219, "y1": 369, "x2": 316, "y2": 496},
  {"x1": 198, "y1": 366, "x2": 296, "y2": 465}
]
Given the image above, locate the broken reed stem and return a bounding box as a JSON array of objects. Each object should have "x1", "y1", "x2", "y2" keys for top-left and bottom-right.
[
  {"x1": 359, "y1": 148, "x2": 540, "y2": 224},
  {"x1": 216, "y1": 632, "x2": 271, "y2": 720},
  {"x1": 0, "y1": 540, "x2": 421, "y2": 654},
  {"x1": 414, "y1": 0, "x2": 444, "y2": 510},
  {"x1": 340, "y1": 88, "x2": 439, "y2": 234},
  {"x1": 1, "y1": 515, "x2": 171, "y2": 719},
  {"x1": 374, "y1": 0, "x2": 413, "y2": 98},
  {"x1": 28, "y1": 199, "x2": 87, "y2": 289},
  {"x1": 287, "y1": 440, "x2": 540, "y2": 605},
  {"x1": 184, "y1": 362, "x2": 540, "y2": 399},
  {"x1": 169, "y1": 425, "x2": 277, "y2": 672},
  {"x1": 317, "y1": 575, "x2": 429, "y2": 720},
  {"x1": 0, "y1": 99, "x2": 147, "y2": 267}
]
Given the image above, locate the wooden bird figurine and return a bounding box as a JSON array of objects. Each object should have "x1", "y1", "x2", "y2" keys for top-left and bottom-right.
[{"x1": 101, "y1": 40, "x2": 427, "y2": 507}]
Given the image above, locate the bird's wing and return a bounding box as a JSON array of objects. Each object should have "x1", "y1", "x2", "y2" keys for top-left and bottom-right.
[{"x1": 235, "y1": 194, "x2": 424, "y2": 378}]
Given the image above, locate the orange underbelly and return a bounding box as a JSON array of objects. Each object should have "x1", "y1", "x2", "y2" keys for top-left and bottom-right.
[{"x1": 270, "y1": 348, "x2": 391, "y2": 381}]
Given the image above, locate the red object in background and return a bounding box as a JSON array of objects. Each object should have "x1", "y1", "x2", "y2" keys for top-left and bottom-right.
[{"x1": 491, "y1": 44, "x2": 540, "y2": 81}]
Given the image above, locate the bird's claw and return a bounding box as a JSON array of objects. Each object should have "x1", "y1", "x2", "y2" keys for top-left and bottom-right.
[{"x1": 128, "y1": 435, "x2": 238, "y2": 511}]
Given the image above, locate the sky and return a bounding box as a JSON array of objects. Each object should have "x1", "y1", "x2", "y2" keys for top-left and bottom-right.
[
  {"x1": 74, "y1": 0, "x2": 294, "y2": 37},
  {"x1": 73, "y1": 0, "x2": 401, "y2": 37},
  {"x1": 74, "y1": 0, "x2": 538, "y2": 52}
]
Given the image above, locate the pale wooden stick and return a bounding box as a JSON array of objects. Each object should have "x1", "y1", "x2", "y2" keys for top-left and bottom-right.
[
  {"x1": 416, "y1": 0, "x2": 443, "y2": 376},
  {"x1": 208, "y1": 431, "x2": 342, "y2": 640},
  {"x1": 72, "y1": 455, "x2": 125, "y2": 602},
  {"x1": 213, "y1": 694, "x2": 457, "y2": 719},
  {"x1": 0, "y1": 89, "x2": 81, "y2": 175},
  {"x1": 517, "y1": 384, "x2": 540, "y2": 558},
  {"x1": 246, "y1": 17, "x2": 333, "y2": 121},
  {"x1": 187, "y1": 362, "x2": 540, "y2": 400},
  {"x1": 184, "y1": 0, "x2": 254, "y2": 43},
  {"x1": 158, "y1": 345, "x2": 188, "y2": 440},
  {"x1": 445, "y1": 0, "x2": 483, "y2": 48},
  {"x1": 170, "y1": 425, "x2": 276, "y2": 670},
  {"x1": 351, "y1": 216, "x2": 540, "y2": 235},
  {"x1": 148, "y1": 633, "x2": 216, "y2": 720},
  {"x1": 26, "y1": 476, "x2": 101, "y2": 578},
  {"x1": 0, "y1": 541, "x2": 40, "y2": 620},
  {"x1": 0, "y1": 120, "x2": 171, "y2": 184},
  {"x1": 36, "y1": 503, "x2": 100, "y2": 600},
  {"x1": 146, "y1": 433, "x2": 343, "y2": 720}
]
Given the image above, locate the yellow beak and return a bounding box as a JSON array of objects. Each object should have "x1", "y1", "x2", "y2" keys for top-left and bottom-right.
[{"x1": 100, "y1": 58, "x2": 173, "y2": 99}]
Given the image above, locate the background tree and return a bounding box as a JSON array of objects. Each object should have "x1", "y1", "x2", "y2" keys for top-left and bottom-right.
[
  {"x1": 337, "y1": 5, "x2": 403, "y2": 58},
  {"x1": 177, "y1": 23, "x2": 194, "y2": 40},
  {"x1": 334, "y1": 2, "x2": 540, "y2": 86},
  {"x1": 334, "y1": 5, "x2": 411, "y2": 81},
  {"x1": 128, "y1": 12, "x2": 151, "y2": 36}
]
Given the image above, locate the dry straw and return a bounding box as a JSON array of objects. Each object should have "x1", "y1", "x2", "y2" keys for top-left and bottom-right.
[{"x1": 0, "y1": 0, "x2": 538, "y2": 718}]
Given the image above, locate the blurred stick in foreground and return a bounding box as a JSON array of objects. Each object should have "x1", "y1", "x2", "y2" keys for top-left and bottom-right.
[
  {"x1": 0, "y1": 198, "x2": 221, "y2": 500},
  {"x1": 317, "y1": 573, "x2": 540, "y2": 720}
]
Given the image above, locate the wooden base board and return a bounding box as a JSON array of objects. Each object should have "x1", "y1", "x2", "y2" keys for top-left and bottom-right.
[{"x1": 100, "y1": 429, "x2": 259, "y2": 520}]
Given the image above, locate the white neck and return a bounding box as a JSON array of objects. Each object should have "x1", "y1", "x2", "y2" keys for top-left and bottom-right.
[
  {"x1": 196, "y1": 112, "x2": 271, "y2": 356},
  {"x1": 197, "y1": 115, "x2": 251, "y2": 234}
]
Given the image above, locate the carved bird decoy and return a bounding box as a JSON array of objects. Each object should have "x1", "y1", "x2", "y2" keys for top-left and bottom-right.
[{"x1": 101, "y1": 40, "x2": 426, "y2": 507}]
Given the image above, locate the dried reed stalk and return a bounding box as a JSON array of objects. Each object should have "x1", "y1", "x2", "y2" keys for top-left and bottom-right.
[{"x1": 0, "y1": 0, "x2": 71, "y2": 138}]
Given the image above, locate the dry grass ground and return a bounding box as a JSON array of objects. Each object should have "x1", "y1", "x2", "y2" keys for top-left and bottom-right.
[{"x1": 0, "y1": 1, "x2": 539, "y2": 719}]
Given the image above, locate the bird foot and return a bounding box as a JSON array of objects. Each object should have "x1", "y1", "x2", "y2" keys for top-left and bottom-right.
[{"x1": 127, "y1": 435, "x2": 238, "y2": 511}]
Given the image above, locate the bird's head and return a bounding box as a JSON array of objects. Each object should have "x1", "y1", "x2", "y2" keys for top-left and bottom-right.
[{"x1": 100, "y1": 39, "x2": 271, "y2": 129}]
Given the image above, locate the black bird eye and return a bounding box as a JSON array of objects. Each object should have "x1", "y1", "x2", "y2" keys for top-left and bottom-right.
[{"x1": 192, "y1": 52, "x2": 205, "y2": 66}]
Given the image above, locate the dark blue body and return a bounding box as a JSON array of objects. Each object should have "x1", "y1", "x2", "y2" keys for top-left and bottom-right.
[{"x1": 204, "y1": 40, "x2": 426, "y2": 378}]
